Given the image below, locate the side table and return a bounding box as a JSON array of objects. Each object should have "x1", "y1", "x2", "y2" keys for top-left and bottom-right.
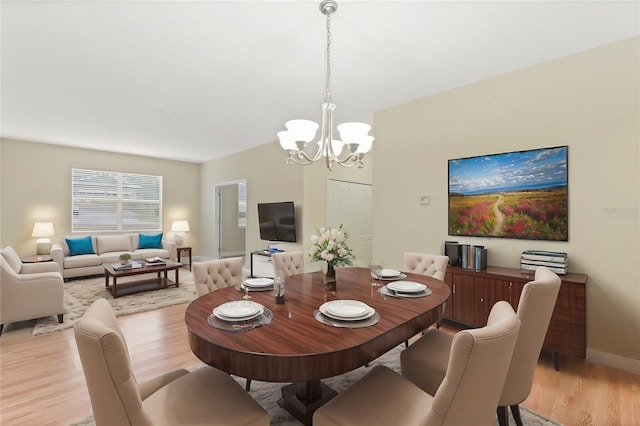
[
  {"x1": 176, "y1": 247, "x2": 192, "y2": 271},
  {"x1": 21, "y1": 255, "x2": 53, "y2": 263}
]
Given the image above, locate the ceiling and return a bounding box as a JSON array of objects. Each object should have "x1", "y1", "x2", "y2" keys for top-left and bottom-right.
[{"x1": 2, "y1": 1, "x2": 638, "y2": 164}]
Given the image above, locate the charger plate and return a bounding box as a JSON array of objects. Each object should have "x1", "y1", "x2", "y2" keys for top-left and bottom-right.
[
  {"x1": 314, "y1": 310, "x2": 380, "y2": 328},
  {"x1": 208, "y1": 307, "x2": 273, "y2": 332}
]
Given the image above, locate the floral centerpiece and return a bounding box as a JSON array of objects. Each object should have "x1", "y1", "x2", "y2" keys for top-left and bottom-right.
[{"x1": 309, "y1": 225, "x2": 354, "y2": 290}]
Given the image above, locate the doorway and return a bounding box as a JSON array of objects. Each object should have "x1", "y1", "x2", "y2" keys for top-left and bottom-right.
[{"x1": 213, "y1": 180, "x2": 247, "y2": 260}]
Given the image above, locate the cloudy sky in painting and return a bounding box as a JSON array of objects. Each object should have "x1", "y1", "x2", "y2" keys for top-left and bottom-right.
[{"x1": 448, "y1": 146, "x2": 568, "y2": 195}]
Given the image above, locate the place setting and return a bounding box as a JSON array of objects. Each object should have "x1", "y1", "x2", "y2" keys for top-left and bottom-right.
[
  {"x1": 235, "y1": 277, "x2": 275, "y2": 294},
  {"x1": 370, "y1": 266, "x2": 407, "y2": 282},
  {"x1": 314, "y1": 299, "x2": 380, "y2": 328},
  {"x1": 207, "y1": 300, "x2": 273, "y2": 332},
  {"x1": 380, "y1": 280, "x2": 433, "y2": 298}
]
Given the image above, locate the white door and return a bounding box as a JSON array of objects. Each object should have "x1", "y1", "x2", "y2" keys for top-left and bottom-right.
[
  {"x1": 327, "y1": 179, "x2": 373, "y2": 267},
  {"x1": 214, "y1": 180, "x2": 247, "y2": 260}
]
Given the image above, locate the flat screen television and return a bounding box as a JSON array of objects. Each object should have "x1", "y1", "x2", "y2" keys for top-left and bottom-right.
[
  {"x1": 448, "y1": 146, "x2": 568, "y2": 241},
  {"x1": 257, "y1": 201, "x2": 297, "y2": 242}
]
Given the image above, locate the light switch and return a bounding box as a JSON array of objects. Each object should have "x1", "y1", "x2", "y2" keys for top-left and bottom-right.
[{"x1": 420, "y1": 195, "x2": 430, "y2": 205}]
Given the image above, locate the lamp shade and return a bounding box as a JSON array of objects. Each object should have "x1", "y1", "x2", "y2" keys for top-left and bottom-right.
[
  {"x1": 32, "y1": 222, "x2": 55, "y2": 238},
  {"x1": 171, "y1": 220, "x2": 190, "y2": 232}
]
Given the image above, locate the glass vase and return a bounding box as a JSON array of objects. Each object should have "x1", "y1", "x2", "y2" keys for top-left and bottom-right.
[{"x1": 324, "y1": 262, "x2": 337, "y2": 291}]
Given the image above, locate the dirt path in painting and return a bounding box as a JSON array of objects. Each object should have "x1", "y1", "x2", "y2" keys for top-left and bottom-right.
[{"x1": 491, "y1": 194, "x2": 505, "y2": 236}]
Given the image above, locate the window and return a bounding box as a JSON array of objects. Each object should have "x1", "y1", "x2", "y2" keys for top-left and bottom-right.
[{"x1": 72, "y1": 168, "x2": 162, "y2": 232}]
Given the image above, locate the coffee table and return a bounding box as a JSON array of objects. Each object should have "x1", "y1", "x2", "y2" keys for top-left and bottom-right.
[{"x1": 103, "y1": 259, "x2": 182, "y2": 298}]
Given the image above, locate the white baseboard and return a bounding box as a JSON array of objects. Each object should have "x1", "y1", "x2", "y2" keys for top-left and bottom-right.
[{"x1": 586, "y1": 348, "x2": 640, "y2": 375}]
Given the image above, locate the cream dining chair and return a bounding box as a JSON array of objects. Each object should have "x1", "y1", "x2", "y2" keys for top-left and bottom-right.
[
  {"x1": 403, "y1": 252, "x2": 449, "y2": 281},
  {"x1": 401, "y1": 266, "x2": 561, "y2": 426},
  {"x1": 74, "y1": 298, "x2": 269, "y2": 426},
  {"x1": 193, "y1": 257, "x2": 244, "y2": 297},
  {"x1": 313, "y1": 301, "x2": 521, "y2": 426},
  {"x1": 271, "y1": 251, "x2": 304, "y2": 277}
]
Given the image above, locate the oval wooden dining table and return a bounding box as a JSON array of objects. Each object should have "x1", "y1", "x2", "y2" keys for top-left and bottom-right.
[{"x1": 185, "y1": 266, "x2": 450, "y2": 425}]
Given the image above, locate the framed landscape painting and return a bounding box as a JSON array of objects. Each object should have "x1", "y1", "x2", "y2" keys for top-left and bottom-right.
[{"x1": 448, "y1": 146, "x2": 568, "y2": 241}]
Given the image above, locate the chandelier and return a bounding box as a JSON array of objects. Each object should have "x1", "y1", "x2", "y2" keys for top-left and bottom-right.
[{"x1": 277, "y1": 0, "x2": 374, "y2": 170}]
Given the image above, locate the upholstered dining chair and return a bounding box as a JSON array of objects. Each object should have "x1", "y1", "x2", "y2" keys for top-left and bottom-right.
[
  {"x1": 400, "y1": 266, "x2": 561, "y2": 426},
  {"x1": 313, "y1": 301, "x2": 520, "y2": 426},
  {"x1": 74, "y1": 298, "x2": 269, "y2": 426},
  {"x1": 193, "y1": 256, "x2": 255, "y2": 390},
  {"x1": 271, "y1": 251, "x2": 304, "y2": 277},
  {"x1": 403, "y1": 252, "x2": 449, "y2": 335},
  {"x1": 403, "y1": 252, "x2": 449, "y2": 281},
  {"x1": 193, "y1": 256, "x2": 244, "y2": 297},
  {"x1": 0, "y1": 246, "x2": 64, "y2": 335}
]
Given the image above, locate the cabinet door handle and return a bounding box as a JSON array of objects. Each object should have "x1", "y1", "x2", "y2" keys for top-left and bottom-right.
[{"x1": 452, "y1": 284, "x2": 456, "y2": 294}]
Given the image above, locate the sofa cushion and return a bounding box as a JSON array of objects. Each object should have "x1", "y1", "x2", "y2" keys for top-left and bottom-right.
[
  {"x1": 66, "y1": 236, "x2": 96, "y2": 256},
  {"x1": 64, "y1": 254, "x2": 102, "y2": 269},
  {"x1": 138, "y1": 233, "x2": 163, "y2": 249},
  {"x1": 96, "y1": 235, "x2": 133, "y2": 255}
]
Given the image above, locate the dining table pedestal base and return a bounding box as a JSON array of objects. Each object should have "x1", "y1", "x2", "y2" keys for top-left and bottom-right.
[{"x1": 278, "y1": 380, "x2": 337, "y2": 426}]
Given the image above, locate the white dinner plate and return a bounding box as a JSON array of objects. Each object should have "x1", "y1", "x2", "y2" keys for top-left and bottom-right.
[
  {"x1": 319, "y1": 300, "x2": 375, "y2": 321},
  {"x1": 378, "y1": 268, "x2": 402, "y2": 278},
  {"x1": 243, "y1": 278, "x2": 274, "y2": 288},
  {"x1": 213, "y1": 301, "x2": 264, "y2": 321},
  {"x1": 387, "y1": 281, "x2": 428, "y2": 293}
]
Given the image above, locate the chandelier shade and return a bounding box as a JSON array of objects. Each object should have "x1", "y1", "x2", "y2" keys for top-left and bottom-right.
[{"x1": 277, "y1": 0, "x2": 374, "y2": 170}]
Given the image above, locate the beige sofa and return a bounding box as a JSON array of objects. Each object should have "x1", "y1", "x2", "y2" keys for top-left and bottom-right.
[{"x1": 51, "y1": 233, "x2": 176, "y2": 280}]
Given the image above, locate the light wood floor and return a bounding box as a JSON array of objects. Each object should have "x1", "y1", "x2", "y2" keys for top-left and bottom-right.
[{"x1": 1, "y1": 303, "x2": 638, "y2": 426}]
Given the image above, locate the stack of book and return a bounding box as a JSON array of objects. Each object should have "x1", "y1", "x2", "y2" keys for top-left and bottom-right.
[
  {"x1": 460, "y1": 244, "x2": 487, "y2": 271},
  {"x1": 520, "y1": 250, "x2": 567, "y2": 275}
]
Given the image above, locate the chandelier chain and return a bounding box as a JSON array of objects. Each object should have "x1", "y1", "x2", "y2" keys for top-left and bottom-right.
[{"x1": 325, "y1": 10, "x2": 332, "y2": 104}]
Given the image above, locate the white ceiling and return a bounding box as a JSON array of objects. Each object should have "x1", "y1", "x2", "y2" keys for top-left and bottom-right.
[{"x1": 2, "y1": 1, "x2": 638, "y2": 163}]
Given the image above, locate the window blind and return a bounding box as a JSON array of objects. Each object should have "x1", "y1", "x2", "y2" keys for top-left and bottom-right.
[{"x1": 72, "y1": 168, "x2": 162, "y2": 232}]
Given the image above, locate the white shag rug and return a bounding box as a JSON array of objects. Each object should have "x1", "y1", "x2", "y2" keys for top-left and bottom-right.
[
  {"x1": 33, "y1": 269, "x2": 196, "y2": 336},
  {"x1": 71, "y1": 345, "x2": 562, "y2": 426}
]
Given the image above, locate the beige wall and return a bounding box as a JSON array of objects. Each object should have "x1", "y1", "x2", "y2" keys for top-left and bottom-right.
[
  {"x1": 199, "y1": 139, "x2": 374, "y2": 271},
  {"x1": 372, "y1": 37, "x2": 640, "y2": 361},
  {"x1": 0, "y1": 139, "x2": 201, "y2": 256},
  {"x1": 200, "y1": 142, "x2": 305, "y2": 261}
]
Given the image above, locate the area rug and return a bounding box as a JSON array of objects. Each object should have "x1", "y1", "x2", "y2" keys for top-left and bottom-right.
[
  {"x1": 71, "y1": 345, "x2": 562, "y2": 426},
  {"x1": 33, "y1": 270, "x2": 196, "y2": 336}
]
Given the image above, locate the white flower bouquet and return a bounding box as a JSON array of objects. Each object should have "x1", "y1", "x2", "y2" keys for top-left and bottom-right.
[{"x1": 309, "y1": 225, "x2": 354, "y2": 267}]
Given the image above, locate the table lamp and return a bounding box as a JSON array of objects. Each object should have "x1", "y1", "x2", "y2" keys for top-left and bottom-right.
[
  {"x1": 171, "y1": 220, "x2": 190, "y2": 246},
  {"x1": 32, "y1": 222, "x2": 55, "y2": 255}
]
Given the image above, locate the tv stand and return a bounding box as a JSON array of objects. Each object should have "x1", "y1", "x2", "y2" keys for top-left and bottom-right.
[{"x1": 251, "y1": 250, "x2": 280, "y2": 278}]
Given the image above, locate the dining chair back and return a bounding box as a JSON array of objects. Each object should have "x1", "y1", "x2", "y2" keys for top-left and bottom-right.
[
  {"x1": 271, "y1": 251, "x2": 304, "y2": 277},
  {"x1": 404, "y1": 252, "x2": 449, "y2": 280},
  {"x1": 74, "y1": 298, "x2": 269, "y2": 426},
  {"x1": 313, "y1": 301, "x2": 520, "y2": 426},
  {"x1": 497, "y1": 266, "x2": 561, "y2": 425},
  {"x1": 193, "y1": 256, "x2": 243, "y2": 297}
]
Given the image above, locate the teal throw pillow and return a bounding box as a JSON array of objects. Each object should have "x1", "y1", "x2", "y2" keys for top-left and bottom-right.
[
  {"x1": 66, "y1": 236, "x2": 95, "y2": 256},
  {"x1": 138, "y1": 233, "x2": 163, "y2": 249}
]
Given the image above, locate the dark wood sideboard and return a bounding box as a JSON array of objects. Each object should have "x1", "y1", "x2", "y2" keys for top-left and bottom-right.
[{"x1": 443, "y1": 266, "x2": 587, "y2": 370}]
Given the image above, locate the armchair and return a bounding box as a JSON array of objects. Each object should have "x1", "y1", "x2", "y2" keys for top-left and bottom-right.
[{"x1": 0, "y1": 246, "x2": 64, "y2": 334}]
